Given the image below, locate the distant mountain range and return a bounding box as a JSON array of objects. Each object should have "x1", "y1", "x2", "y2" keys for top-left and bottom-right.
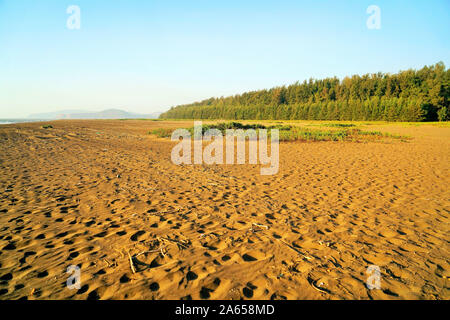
[{"x1": 28, "y1": 109, "x2": 162, "y2": 120}]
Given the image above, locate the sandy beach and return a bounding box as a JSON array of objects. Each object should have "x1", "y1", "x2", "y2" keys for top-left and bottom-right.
[{"x1": 0, "y1": 120, "x2": 448, "y2": 300}]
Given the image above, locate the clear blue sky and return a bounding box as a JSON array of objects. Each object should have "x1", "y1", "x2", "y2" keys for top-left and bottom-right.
[{"x1": 0, "y1": 0, "x2": 449, "y2": 118}]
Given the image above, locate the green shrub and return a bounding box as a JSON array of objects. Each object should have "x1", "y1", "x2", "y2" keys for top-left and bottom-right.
[
  {"x1": 437, "y1": 107, "x2": 448, "y2": 122},
  {"x1": 149, "y1": 128, "x2": 173, "y2": 138}
]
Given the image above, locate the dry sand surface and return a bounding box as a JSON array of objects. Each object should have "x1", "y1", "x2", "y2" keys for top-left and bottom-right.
[{"x1": 0, "y1": 120, "x2": 448, "y2": 300}]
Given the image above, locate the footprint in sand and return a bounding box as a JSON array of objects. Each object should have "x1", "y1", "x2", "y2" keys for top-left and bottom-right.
[
  {"x1": 149, "y1": 282, "x2": 160, "y2": 292},
  {"x1": 130, "y1": 230, "x2": 145, "y2": 241},
  {"x1": 199, "y1": 278, "x2": 221, "y2": 299}
]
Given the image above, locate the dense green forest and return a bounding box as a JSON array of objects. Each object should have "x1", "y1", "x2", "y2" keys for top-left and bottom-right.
[{"x1": 160, "y1": 63, "x2": 449, "y2": 122}]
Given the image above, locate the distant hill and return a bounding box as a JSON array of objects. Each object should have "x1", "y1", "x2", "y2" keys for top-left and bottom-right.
[{"x1": 29, "y1": 109, "x2": 162, "y2": 120}]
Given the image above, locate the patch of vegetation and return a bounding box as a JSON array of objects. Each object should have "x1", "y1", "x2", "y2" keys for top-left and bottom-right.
[
  {"x1": 320, "y1": 123, "x2": 357, "y2": 128},
  {"x1": 200, "y1": 122, "x2": 268, "y2": 133},
  {"x1": 150, "y1": 122, "x2": 275, "y2": 137},
  {"x1": 431, "y1": 121, "x2": 450, "y2": 128},
  {"x1": 149, "y1": 122, "x2": 410, "y2": 142},
  {"x1": 278, "y1": 127, "x2": 378, "y2": 141},
  {"x1": 189, "y1": 122, "x2": 296, "y2": 138},
  {"x1": 149, "y1": 128, "x2": 173, "y2": 138}
]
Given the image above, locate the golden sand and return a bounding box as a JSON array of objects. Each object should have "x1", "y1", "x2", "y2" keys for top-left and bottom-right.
[{"x1": 0, "y1": 120, "x2": 448, "y2": 300}]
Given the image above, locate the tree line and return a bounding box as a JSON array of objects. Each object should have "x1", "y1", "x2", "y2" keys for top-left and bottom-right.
[{"x1": 160, "y1": 62, "x2": 449, "y2": 122}]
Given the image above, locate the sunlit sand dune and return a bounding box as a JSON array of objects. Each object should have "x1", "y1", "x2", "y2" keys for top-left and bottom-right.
[{"x1": 0, "y1": 120, "x2": 448, "y2": 300}]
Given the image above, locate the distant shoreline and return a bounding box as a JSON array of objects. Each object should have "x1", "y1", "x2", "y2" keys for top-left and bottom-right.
[{"x1": 0, "y1": 119, "x2": 47, "y2": 125}]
